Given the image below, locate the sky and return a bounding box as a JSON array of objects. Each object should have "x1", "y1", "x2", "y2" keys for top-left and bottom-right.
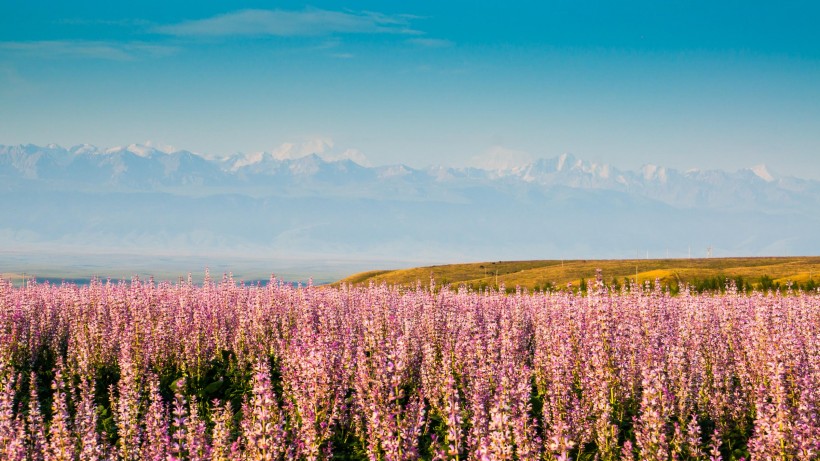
[{"x1": 1, "y1": 1, "x2": 819, "y2": 177}]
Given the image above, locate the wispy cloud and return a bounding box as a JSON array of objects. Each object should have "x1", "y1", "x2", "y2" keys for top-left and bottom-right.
[
  {"x1": 0, "y1": 40, "x2": 178, "y2": 61},
  {"x1": 154, "y1": 8, "x2": 420, "y2": 37},
  {"x1": 406, "y1": 38, "x2": 453, "y2": 48},
  {"x1": 315, "y1": 38, "x2": 343, "y2": 50},
  {"x1": 55, "y1": 18, "x2": 155, "y2": 28},
  {"x1": 0, "y1": 64, "x2": 36, "y2": 97}
]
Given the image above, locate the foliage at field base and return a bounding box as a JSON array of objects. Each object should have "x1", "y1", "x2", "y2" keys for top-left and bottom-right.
[{"x1": 0, "y1": 273, "x2": 818, "y2": 460}]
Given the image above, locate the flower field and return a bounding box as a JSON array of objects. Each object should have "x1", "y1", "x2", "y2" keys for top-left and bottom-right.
[{"x1": 0, "y1": 274, "x2": 818, "y2": 460}]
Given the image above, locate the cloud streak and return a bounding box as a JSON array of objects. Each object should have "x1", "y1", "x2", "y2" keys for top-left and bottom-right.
[
  {"x1": 406, "y1": 38, "x2": 453, "y2": 48},
  {"x1": 55, "y1": 18, "x2": 155, "y2": 28},
  {"x1": 154, "y1": 8, "x2": 420, "y2": 37},
  {"x1": 0, "y1": 40, "x2": 178, "y2": 61},
  {"x1": 0, "y1": 64, "x2": 35, "y2": 97}
]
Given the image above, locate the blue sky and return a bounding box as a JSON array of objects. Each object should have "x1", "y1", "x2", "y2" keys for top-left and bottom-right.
[{"x1": 1, "y1": 1, "x2": 819, "y2": 177}]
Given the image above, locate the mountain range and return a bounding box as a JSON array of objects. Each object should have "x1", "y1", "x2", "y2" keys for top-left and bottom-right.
[{"x1": 1, "y1": 143, "x2": 818, "y2": 265}]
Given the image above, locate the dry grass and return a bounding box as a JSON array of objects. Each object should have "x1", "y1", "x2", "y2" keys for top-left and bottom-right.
[{"x1": 336, "y1": 256, "x2": 820, "y2": 291}]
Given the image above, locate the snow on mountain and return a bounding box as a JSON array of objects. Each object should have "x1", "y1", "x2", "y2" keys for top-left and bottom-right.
[
  {"x1": 640, "y1": 164, "x2": 667, "y2": 182},
  {"x1": 228, "y1": 151, "x2": 276, "y2": 171},
  {"x1": 557, "y1": 153, "x2": 569, "y2": 171},
  {"x1": 2, "y1": 143, "x2": 818, "y2": 259},
  {"x1": 0, "y1": 144, "x2": 814, "y2": 208},
  {"x1": 379, "y1": 164, "x2": 414, "y2": 179},
  {"x1": 750, "y1": 164, "x2": 775, "y2": 182},
  {"x1": 143, "y1": 141, "x2": 179, "y2": 154},
  {"x1": 68, "y1": 144, "x2": 99, "y2": 155},
  {"x1": 314, "y1": 148, "x2": 370, "y2": 166}
]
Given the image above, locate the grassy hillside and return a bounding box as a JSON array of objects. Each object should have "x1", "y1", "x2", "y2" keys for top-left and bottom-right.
[{"x1": 336, "y1": 256, "x2": 820, "y2": 293}]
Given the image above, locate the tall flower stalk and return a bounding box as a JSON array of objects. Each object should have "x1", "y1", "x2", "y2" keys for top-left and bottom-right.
[{"x1": 0, "y1": 275, "x2": 815, "y2": 458}]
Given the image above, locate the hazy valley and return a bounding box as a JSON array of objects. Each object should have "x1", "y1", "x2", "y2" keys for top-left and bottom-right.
[{"x1": 2, "y1": 143, "x2": 819, "y2": 282}]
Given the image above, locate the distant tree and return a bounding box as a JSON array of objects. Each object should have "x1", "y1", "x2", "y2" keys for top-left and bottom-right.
[
  {"x1": 610, "y1": 277, "x2": 620, "y2": 292},
  {"x1": 803, "y1": 278, "x2": 818, "y2": 292},
  {"x1": 671, "y1": 282, "x2": 680, "y2": 295},
  {"x1": 759, "y1": 275, "x2": 781, "y2": 292}
]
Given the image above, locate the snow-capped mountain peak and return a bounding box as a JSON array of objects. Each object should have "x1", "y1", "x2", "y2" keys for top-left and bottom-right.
[
  {"x1": 641, "y1": 164, "x2": 667, "y2": 182},
  {"x1": 142, "y1": 141, "x2": 179, "y2": 154},
  {"x1": 100, "y1": 142, "x2": 182, "y2": 158},
  {"x1": 750, "y1": 164, "x2": 775, "y2": 182},
  {"x1": 126, "y1": 144, "x2": 157, "y2": 157},
  {"x1": 229, "y1": 151, "x2": 271, "y2": 170},
  {"x1": 0, "y1": 143, "x2": 811, "y2": 214},
  {"x1": 556, "y1": 153, "x2": 571, "y2": 171},
  {"x1": 102, "y1": 145, "x2": 152, "y2": 157},
  {"x1": 69, "y1": 144, "x2": 99, "y2": 155},
  {"x1": 1, "y1": 143, "x2": 818, "y2": 259}
]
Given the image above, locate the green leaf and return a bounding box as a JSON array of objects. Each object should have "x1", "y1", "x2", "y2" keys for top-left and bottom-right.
[{"x1": 203, "y1": 379, "x2": 224, "y2": 395}]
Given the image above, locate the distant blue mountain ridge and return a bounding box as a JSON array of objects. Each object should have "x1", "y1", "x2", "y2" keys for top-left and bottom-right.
[{"x1": 1, "y1": 143, "x2": 818, "y2": 261}]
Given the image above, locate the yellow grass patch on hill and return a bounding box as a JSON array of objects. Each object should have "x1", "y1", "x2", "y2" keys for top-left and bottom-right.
[{"x1": 336, "y1": 256, "x2": 820, "y2": 292}]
